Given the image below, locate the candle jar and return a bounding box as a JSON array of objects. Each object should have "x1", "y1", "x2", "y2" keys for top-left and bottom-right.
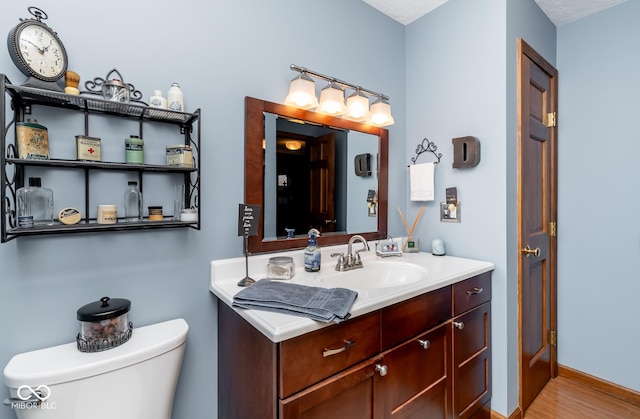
[
  {"x1": 267, "y1": 256, "x2": 295, "y2": 280},
  {"x1": 148, "y1": 206, "x2": 163, "y2": 221},
  {"x1": 97, "y1": 205, "x2": 117, "y2": 224},
  {"x1": 76, "y1": 296, "x2": 132, "y2": 352}
]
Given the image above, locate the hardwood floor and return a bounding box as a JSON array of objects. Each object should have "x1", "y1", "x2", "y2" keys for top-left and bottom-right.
[{"x1": 524, "y1": 376, "x2": 640, "y2": 418}]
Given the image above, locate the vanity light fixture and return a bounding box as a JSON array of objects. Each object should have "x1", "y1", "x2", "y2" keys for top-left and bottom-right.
[
  {"x1": 345, "y1": 89, "x2": 371, "y2": 122},
  {"x1": 284, "y1": 72, "x2": 318, "y2": 109},
  {"x1": 285, "y1": 64, "x2": 394, "y2": 126},
  {"x1": 368, "y1": 96, "x2": 394, "y2": 126},
  {"x1": 317, "y1": 81, "x2": 346, "y2": 116}
]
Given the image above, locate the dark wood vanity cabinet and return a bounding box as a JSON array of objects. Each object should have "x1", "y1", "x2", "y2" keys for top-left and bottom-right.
[
  {"x1": 452, "y1": 272, "x2": 492, "y2": 419},
  {"x1": 217, "y1": 272, "x2": 492, "y2": 419}
]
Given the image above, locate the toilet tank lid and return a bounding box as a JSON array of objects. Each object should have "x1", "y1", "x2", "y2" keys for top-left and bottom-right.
[{"x1": 3, "y1": 318, "x2": 188, "y2": 388}]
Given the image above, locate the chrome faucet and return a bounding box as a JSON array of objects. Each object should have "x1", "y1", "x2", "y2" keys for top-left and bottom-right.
[{"x1": 332, "y1": 235, "x2": 370, "y2": 271}]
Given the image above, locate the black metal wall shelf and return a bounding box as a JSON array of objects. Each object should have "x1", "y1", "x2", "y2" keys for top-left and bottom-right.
[
  {"x1": 4, "y1": 82, "x2": 199, "y2": 128},
  {"x1": 5, "y1": 158, "x2": 198, "y2": 173},
  {"x1": 7, "y1": 219, "x2": 197, "y2": 238},
  {"x1": 1, "y1": 74, "x2": 201, "y2": 243}
]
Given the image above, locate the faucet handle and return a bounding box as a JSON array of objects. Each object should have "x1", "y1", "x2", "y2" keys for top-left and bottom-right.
[
  {"x1": 353, "y1": 250, "x2": 364, "y2": 268},
  {"x1": 331, "y1": 252, "x2": 347, "y2": 271}
]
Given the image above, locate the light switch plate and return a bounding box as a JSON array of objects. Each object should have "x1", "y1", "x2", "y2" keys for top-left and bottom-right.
[{"x1": 440, "y1": 201, "x2": 461, "y2": 223}]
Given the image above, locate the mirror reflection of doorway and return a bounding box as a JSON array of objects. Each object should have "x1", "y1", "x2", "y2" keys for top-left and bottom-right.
[{"x1": 275, "y1": 131, "x2": 336, "y2": 236}]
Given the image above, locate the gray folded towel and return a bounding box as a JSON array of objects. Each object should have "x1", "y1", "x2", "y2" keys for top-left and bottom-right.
[{"x1": 232, "y1": 279, "x2": 358, "y2": 323}]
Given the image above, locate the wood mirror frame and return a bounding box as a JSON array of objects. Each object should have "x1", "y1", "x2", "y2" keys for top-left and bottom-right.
[{"x1": 245, "y1": 96, "x2": 388, "y2": 253}]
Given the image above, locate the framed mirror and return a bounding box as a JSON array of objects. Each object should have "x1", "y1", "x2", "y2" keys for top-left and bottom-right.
[{"x1": 245, "y1": 96, "x2": 388, "y2": 253}]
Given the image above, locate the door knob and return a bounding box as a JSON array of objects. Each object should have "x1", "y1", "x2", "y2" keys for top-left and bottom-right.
[{"x1": 521, "y1": 245, "x2": 540, "y2": 258}]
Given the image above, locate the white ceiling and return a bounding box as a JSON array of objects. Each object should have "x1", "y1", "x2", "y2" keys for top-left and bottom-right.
[{"x1": 362, "y1": 0, "x2": 627, "y2": 26}]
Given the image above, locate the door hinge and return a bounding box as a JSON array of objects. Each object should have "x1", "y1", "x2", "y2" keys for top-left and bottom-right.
[
  {"x1": 545, "y1": 112, "x2": 557, "y2": 127},
  {"x1": 549, "y1": 330, "x2": 557, "y2": 347},
  {"x1": 549, "y1": 221, "x2": 557, "y2": 237}
]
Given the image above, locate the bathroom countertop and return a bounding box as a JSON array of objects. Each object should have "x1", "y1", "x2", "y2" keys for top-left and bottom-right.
[{"x1": 209, "y1": 244, "x2": 494, "y2": 343}]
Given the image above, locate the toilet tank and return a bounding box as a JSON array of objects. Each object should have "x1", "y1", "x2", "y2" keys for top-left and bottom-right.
[{"x1": 3, "y1": 318, "x2": 188, "y2": 419}]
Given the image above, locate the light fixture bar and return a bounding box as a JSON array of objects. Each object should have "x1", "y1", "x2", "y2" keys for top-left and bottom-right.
[{"x1": 290, "y1": 64, "x2": 389, "y2": 101}]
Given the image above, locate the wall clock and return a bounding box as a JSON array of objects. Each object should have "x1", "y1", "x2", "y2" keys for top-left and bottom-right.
[{"x1": 7, "y1": 7, "x2": 68, "y2": 92}]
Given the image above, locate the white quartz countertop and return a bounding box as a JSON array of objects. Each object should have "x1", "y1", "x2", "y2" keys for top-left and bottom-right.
[{"x1": 210, "y1": 243, "x2": 494, "y2": 343}]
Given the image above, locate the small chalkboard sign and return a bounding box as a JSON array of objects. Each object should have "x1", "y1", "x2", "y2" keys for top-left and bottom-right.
[{"x1": 238, "y1": 204, "x2": 261, "y2": 237}]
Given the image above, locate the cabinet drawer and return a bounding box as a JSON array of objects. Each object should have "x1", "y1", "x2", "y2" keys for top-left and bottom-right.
[
  {"x1": 381, "y1": 285, "x2": 451, "y2": 350},
  {"x1": 279, "y1": 311, "x2": 381, "y2": 398},
  {"x1": 453, "y1": 272, "x2": 491, "y2": 316},
  {"x1": 454, "y1": 302, "x2": 491, "y2": 418},
  {"x1": 376, "y1": 324, "x2": 450, "y2": 418}
]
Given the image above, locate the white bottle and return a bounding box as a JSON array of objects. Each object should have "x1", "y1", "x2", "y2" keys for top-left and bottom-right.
[
  {"x1": 124, "y1": 181, "x2": 142, "y2": 221},
  {"x1": 167, "y1": 83, "x2": 184, "y2": 112},
  {"x1": 149, "y1": 90, "x2": 167, "y2": 109}
]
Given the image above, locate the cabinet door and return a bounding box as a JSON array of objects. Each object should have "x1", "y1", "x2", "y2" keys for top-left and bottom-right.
[
  {"x1": 280, "y1": 360, "x2": 377, "y2": 419},
  {"x1": 375, "y1": 324, "x2": 451, "y2": 419},
  {"x1": 453, "y1": 302, "x2": 491, "y2": 418}
]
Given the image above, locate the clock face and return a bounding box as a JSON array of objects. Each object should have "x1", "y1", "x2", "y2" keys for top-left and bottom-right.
[{"x1": 11, "y1": 22, "x2": 67, "y2": 81}]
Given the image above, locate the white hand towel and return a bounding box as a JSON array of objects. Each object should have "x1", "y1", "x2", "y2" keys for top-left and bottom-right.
[{"x1": 410, "y1": 162, "x2": 435, "y2": 201}]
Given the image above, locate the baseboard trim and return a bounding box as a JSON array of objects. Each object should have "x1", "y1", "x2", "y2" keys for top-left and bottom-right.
[
  {"x1": 558, "y1": 364, "x2": 640, "y2": 408},
  {"x1": 490, "y1": 407, "x2": 522, "y2": 419}
]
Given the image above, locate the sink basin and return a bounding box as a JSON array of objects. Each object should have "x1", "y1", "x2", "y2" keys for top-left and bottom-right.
[{"x1": 316, "y1": 261, "x2": 428, "y2": 289}]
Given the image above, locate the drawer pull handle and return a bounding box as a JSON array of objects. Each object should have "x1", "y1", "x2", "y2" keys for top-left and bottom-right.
[
  {"x1": 466, "y1": 287, "x2": 483, "y2": 296},
  {"x1": 418, "y1": 339, "x2": 430, "y2": 349},
  {"x1": 323, "y1": 339, "x2": 355, "y2": 357},
  {"x1": 454, "y1": 321, "x2": 465, "y2": 330},
  {"x1": 375, "y1": 364, "x2": 388, "y2": 376}
]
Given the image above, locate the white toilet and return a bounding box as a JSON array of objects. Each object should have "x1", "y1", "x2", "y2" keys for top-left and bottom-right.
[{"x1": 3, "y1": 318, "x2": 188, "y2": 419}]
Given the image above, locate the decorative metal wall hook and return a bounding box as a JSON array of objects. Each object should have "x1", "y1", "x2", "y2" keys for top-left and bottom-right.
[
  {"x1": 82, "y1": 68, "x2": 145, "y2": 104},
  {"x1": 409, "y1": 138, "x2": 442, "y2": 166}
]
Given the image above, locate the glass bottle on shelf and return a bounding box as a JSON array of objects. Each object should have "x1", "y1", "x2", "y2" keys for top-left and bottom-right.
[
  {"x1": 16, "y1": 177, "x2": 54, "y2": 227},
  {"x1": 124, "y1": 181, "x2": 142, "y2": 221}
]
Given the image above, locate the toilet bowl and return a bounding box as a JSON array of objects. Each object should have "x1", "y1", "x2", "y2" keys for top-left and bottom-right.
[{"x1": 3, "y1": 318, "x2": 188, "y2": 419}]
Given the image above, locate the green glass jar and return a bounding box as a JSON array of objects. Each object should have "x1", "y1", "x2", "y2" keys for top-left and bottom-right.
[{"x1": 125, "y1": 135, "x2": 144, "y2": 164}]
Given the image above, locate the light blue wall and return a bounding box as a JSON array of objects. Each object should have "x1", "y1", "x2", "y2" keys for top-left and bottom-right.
[
  {"x1": 406, "y1": 0, "x2": 511, "y2": 413},
  {"x1": 406, "y1": 0, "x2": 556, "y2": 415},
  {"x1": 0, "y1": 1, "x2": 405, "y2": 418},
  {"x1": 557, "y1": 1, "x2": 640, "y2": 392}
]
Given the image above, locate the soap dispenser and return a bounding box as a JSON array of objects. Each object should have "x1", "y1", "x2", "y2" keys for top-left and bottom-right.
[{"x1": 304, "y1": 228, "x2": 321, "y2": 272}]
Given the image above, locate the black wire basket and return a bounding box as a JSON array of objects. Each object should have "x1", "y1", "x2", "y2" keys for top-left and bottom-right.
[{"x1": 76, "y1": 322, "x2": 133, "y2": 353}]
